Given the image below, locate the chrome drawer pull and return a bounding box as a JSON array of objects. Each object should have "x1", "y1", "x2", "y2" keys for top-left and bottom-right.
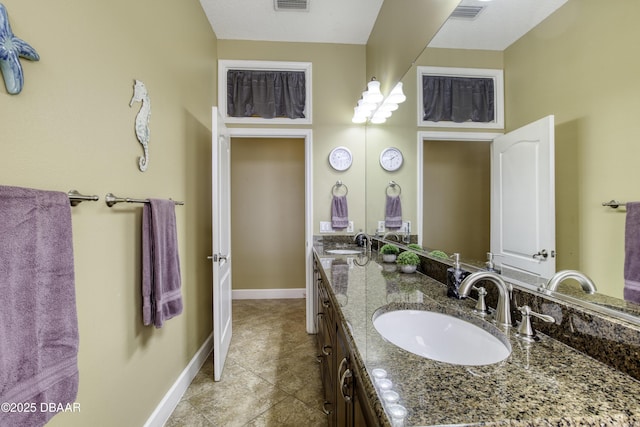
[
  {"x1": 340, "y1": 368, "x2": 352, "y2": 402},
  {"x1": 337, "y1": 357, "x2": 348, "y2": 378},
  {"x1": 322, "y1": 345, "x2": 332, "y2": 356}
]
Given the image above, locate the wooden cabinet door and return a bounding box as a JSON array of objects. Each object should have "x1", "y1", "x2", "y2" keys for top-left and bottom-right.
[
  {"x1": 352, "y1": 366, "x2": 377, "y2": 427},
  {"x1": 315, "y1": 263, "x2": 336, "y2": 424},
  {"x1": 335, "y1": 323, "x2": 353, "y2": 427}
]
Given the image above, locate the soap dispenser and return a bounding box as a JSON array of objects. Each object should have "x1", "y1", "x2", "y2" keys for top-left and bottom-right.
[
  {"x1": 485, "y1": 252, "x2": 496, "y2": 272},
  {"x1": 447, "y1": 253, "x2": 470, "y2": 299}
]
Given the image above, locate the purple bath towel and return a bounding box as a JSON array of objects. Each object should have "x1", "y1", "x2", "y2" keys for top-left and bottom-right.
[
  {"x1": 331, "y1": 195, "x2": 349, "y2": 229},
  {"x1": 385, "y1": 195, "x2": 402, "y2": 229},
  {"x1": 624, "y1": 202, "x2": 640, "y2": 303},
  {"x1": 142, "y1": 199, "x2": 183, "y2": 328},
  {"x1": 0, "y1": 185, "x2": 79, "y2": 427}
]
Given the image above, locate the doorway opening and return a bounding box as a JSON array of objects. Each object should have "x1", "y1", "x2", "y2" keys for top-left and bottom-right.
[
  {"x1": 230, "y1": 137, "x2": 306, "y2": 297},
  {"x1": 227, "y1": 128, "x2": 314, "y2": 332},
  {"x1": 417, "y1": 131, "x2": 501, "y2": 261}
]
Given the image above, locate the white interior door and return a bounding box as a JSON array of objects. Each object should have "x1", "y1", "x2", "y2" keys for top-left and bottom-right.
[
  {"x1": 491, "y1": 115, "x2": 556, "y2": 279},
  {"x1": 211, "y1": 107, "x2": 232, "y2": 381}
]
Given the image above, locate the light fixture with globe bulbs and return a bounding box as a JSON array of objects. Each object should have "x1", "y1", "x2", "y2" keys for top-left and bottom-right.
[{"x1": 352, "y1": 78, "x2": 406, "y2": 124}]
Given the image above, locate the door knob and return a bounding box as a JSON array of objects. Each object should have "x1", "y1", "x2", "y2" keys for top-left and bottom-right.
[
  {"x1": 532, "y1": 249, "x2": 548, "y2": 260},
  {"x1": 532, "y1": 249, "x2": 556, "y2": 260},
  {"x1": 208, "y1": 254, "x2": 228, "y2": 262}
]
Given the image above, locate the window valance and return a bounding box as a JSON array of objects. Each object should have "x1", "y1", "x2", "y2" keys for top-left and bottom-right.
[
  {"x1": 422, "y1": 76, "x2": 495, "y2": 123},
  {"x1": 227, "y1": 70, "x2": 306, "y2": 120}
]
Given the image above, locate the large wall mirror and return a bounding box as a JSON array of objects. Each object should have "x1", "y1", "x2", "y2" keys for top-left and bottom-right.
[{"x1": 364, "y1": 0, "x2": 640, "y2": 322}]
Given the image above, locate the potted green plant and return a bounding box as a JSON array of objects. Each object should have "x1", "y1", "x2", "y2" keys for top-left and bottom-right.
[
  {"x1": 408, "y1": 243, "x2": 423, "y2": 251},
  {"x1": 396, "y1": 251, "x2": 420, "y2": 273},
  {"x1": 380, "y1": 243, "x2": 400, "y2": 262},
  {"x1": 428, "y1": 249, "x2": 449, "y2": 259}
]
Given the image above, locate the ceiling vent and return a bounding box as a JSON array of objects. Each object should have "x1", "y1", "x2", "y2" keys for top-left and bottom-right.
[
  {"x1": 449, "y1": 5, "x2": 485, "y2": 20},
  {"x1": 274, "y1": 0, "x2": 309, "y2": 11}
]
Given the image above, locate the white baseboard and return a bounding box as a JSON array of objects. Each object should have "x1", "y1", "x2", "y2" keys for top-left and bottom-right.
[
  {"x1": 232, "y1": 288, "x2": 306, "y2": 299},
  {"x1": 143, "y1": 333, "x2": 213, "y2": 427}
]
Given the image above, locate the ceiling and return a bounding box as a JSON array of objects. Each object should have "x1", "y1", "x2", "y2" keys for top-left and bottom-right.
[
  {"x1": 199, "y1": 0, "x2": 384, "y2": 45},
  {"x1": 199, "y1": 0, "x2": 568, "y2": 50},
  {"x1": 428, "y1": 0, "x2": 568, "y2": 51}
]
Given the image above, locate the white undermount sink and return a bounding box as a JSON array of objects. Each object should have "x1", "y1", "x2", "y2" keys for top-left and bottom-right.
[
  {"x1": 326, "y1": 249, "x2": 363, "y2": 255},
  {"x1": 373, "y1": 310, "x2": 511, "y2": 366}
]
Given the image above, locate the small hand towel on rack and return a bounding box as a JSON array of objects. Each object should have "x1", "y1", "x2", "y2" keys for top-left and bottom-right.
[
  {"x1": 331, "y1": 195, "x2": 349, "y2": 229},
  {"x1": 0, "y1": 185, "x2": 79, "y2": 427},
  {"x1": 142, "y1": 199, "x2": 183, "y2": 328},
  {"x1": 385, "y1": 195, "x2": 402, "y2": 229},
  {"x1": 624, "y1": 202, "x2": 640, "y2": 303}
]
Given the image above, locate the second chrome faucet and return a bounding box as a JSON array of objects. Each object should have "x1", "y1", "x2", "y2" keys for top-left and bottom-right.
[{"x1": 542, "y1": 270, "x2": 597, "y2": 294}]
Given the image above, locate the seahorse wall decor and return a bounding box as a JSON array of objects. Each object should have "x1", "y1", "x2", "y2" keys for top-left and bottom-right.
[{"x1": 130, "y1": 79, "x2": 150, "y2": 172}]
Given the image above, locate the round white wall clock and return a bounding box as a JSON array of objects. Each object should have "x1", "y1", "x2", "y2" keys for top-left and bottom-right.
[
  {"x1": 380, "y1": 147, "x2": 403, "y2": 171},
  {"x1": 328, "y1": 146, "x2": 353, "y2": 171}
]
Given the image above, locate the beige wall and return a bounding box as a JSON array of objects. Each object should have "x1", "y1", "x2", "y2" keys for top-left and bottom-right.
[
  {"x1": 504, "y1": 0, "x2": 640, "y2": 298},
  {"x1": 0, "y1": 1, "x2": 217, "y2": 426},
  {"x1": 230, "y1": 138, "x2": 306, "y2": 290},
  {"x1": 218, "y1": 40, "x2": 368, "y2": 235}
]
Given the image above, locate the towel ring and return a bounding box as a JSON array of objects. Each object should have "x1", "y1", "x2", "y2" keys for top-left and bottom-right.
[
  {"x1": 332, "y1": 181, "x2": 348, "y2": 197},
  {"x1": 386, "y1": 181, "x2": 401, "y2": 196}
]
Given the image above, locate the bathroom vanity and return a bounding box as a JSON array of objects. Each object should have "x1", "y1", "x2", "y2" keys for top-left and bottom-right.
[
  {"x1": 313, "y1": 239, "x2": 640, "y2": 426},
  {"x1": 315, "y1": 263, "x2": 377, "y2": 426}
]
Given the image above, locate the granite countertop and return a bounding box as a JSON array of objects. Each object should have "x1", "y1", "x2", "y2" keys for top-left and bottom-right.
[{"x1": 313, "y1": 246, "x2": 640, "y2": 427}]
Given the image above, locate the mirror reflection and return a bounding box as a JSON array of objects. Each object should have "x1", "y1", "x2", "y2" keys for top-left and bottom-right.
[{"x1": 365, "y1": 0, "x2": 640, "y2": 319}]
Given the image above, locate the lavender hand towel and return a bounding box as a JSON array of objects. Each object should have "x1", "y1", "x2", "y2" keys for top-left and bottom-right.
[
  {"x1": 331, "y1": 195, "x2": 349, "y2": 229},
  {"x1": 385, "y1": 195, "x2": 402, "y2": 229},
  {"x1": 0, "y1": 186, "x2": 79, "y2": 427},
  {"x1": 624, "y1": 202, "x2": 640, "y2": 303},
  {"x1": 142, "y1": 199, "x2": 183, "y2": 328}
]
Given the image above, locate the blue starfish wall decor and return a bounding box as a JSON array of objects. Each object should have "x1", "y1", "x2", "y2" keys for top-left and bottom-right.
[{"x1": 0, "y1": 3, "x2": 39, "y2": 95}]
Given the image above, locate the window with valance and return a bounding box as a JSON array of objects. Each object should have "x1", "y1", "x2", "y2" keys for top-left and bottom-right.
[
  {"x1": 418, "y1": 66, "x2": 504, "y2": 129},
  {"x1": 218, "y1": 60, "x2": 312, "y2": 125},
  {"x1": 227, "y1": 70, "x2": 306, "y2": 119}
]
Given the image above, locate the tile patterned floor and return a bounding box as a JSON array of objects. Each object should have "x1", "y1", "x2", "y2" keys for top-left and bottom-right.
[{"x1": 165, "y1": 299, "x2": 328, "y2": 427}]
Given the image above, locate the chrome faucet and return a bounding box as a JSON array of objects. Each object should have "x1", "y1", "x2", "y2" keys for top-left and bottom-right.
[
  {"x1": 353, "y1": 232, "x2": 371, "y2": 251},
  {"x1": 354, "y1": 231, "x2": 367, "y2": 243},
  {"x1": 353, "y1": 232, "x2": 371, "y2": 265},
  {"x1": 544, "y1": 270, "x2": 597, "y2": 294},
  {"x1": 458, "y1": 271, "x2": 513, "y2": 327},
  {"x1": 382, "y1": 231, "x2": 400, "y2": 241}
]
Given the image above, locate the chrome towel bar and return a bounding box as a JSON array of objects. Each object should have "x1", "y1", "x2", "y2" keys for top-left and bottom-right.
[
  {"x1": 602, "y1": 200, "x2": 626, "y2": 209},
  {"x1": 105, "y1": 193, "x2": 184, "y2": 208},
  {"x1": 67, "y1": 190, "x2": 99, "y2": 206}
]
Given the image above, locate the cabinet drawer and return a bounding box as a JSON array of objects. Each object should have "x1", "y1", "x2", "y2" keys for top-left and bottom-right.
[{"x1": 317, "y1": 281, "x2": 334, "y2": 326}]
